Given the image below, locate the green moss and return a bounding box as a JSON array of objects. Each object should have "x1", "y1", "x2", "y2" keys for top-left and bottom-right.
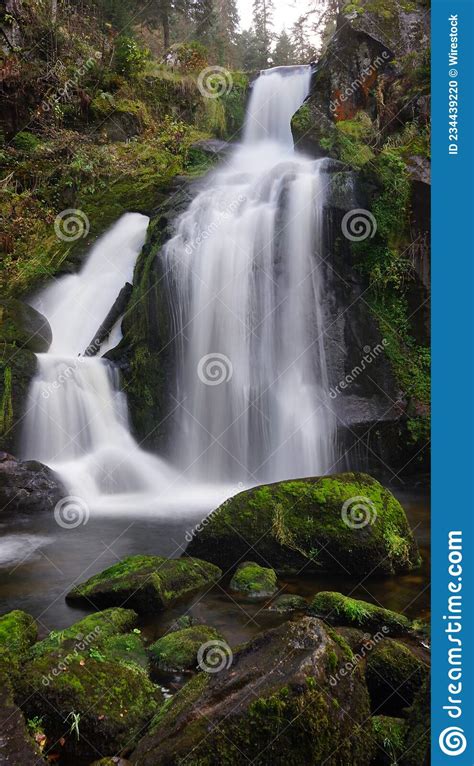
[
  {"x1": 0, "y1": 610, "x2": 38, "y2": 670},
  {"x1": 230, "y1": 561, "x2": 278, "y2": 598},
  {"x1": 101, "y1": 632, "x2": 148, "y2": 670},
  {"x1": 66, "y1": 555, "x2": 222, "y2": 612},
  {"x1": 29, "y1": 608, "x2": 138, "y2": 659},
  {"x1": 291, "y1": 104, "x2": 312, "y2": 134},
  {"x1": 310, "y1": 592, "x2": 411, "y2": 634},
  {"x1": 401, "y1": 678, "x2": 430, "y2": 766},
  {"x1": 12, "y1": 131, "x2": 41, "y2": 152},
  {"x1": 149, "y1": 625, "x2": 223, "y2": 672},
  {"x1": 371, "y1": 716, "x2": 407, "y2": 764},
  {"x1": 366, "y1": 639, "x2": 429, "y2": 713},
  {"x1": 188, "y1": 473, "x2": 420, "y2": 577}
]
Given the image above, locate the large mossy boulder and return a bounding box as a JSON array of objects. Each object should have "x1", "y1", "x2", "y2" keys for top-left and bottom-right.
[
  {"x1": 66, "y1": 555, "x2": 222, "y2": 613},
  {"x1": 16, "y1": 608, "x2": 162, "y2": 762},
  {"x1": 229, "y1": 561, "x2": 278, "y2": 599},
  {"x1": 310, "y1": 592, "x2": 411, "y2": 635},
  {"x1": 132, "y1": 616, "x2": 375, "y2": 765},
  {"x1": 0, "y1": 452, "x2": 66, "y2": 514},
  {"x1": 366, "y1": 639, "x2": 429, "y2": 715},
  {"x1": 149, "y1": 625, "x2": 224, "y2": 672},
  {"x1": 186, "y1": 473, "x2": 420, "y2": 576}
]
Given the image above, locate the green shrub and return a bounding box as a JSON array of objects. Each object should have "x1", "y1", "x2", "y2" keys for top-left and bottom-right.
[{"x1": 12, "y1": 131, "x2": 41, "y2": 152}]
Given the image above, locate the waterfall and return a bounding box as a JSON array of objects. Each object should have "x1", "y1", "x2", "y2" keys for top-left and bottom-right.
[
  {"x1": 21, "y1": 66, "x2": 337, "y2": 513},
  {"x1": 164, "y1": 65, "x2": 336, "y2": 483}
]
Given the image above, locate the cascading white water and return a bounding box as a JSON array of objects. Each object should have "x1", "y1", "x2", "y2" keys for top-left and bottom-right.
[
  {"x1": 164, "y1": 65, "x2": 337, "y2": 483},
  {"x1": 21, "y1": 214, "x2": 229, "y2": 514},
  {"x1": 21, "y1": 66, "x2": 337, "y2": 514}
]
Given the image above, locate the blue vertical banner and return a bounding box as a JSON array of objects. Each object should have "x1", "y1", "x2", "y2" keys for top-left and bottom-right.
[{"x1": 432, "y1": 0, "x2": 474, "y2": 763}]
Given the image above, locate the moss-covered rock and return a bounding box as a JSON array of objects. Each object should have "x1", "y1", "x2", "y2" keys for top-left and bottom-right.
[
  {"x1": 29, "y1": 607, "x2": 138, "y2": 660},
  {"x1": 310, "y1": 592, "x2": 411, "y2": 635},
  {"x1": 0, "y1": 609, "x2": 38, "y2": 671},
  {"x1": 370, "y1": 715, "x2": 407, "y2": 765},
  {"x1": 229, "y1": 561, "x2": 278, "y2": 599},
  {"x1": 366, "y1": 639, "x2": 429, "y2": 715},
  {"x1": 101, "y1": 632, "x2": 148, "y2": 670},
  {"x1": 66, "y1": 555, "x2": 222, "y2": 613},
  {"x1": 401, "y1": 677, "x2": 430, "y2": 766},
  {"x1": 149, "y1": 625, "x2": 224, "y2": 672},
  {"x1": 267, "y1": 594, "x2": 308, "y2": 613},
  {"x1": 132, "y1": 617, "x2": 375, "y2": 765},
  {"x1": 17, "y1": 654, "x2": 162, "y2": 762},
  {"x1": 186, "y1": 473, "x2": 420, "y2": 576}
]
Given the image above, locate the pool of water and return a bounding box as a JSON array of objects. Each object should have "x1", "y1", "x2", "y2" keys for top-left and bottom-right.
[{"x1": 0, "y1": 484, "x2": 430, "y2": 647}]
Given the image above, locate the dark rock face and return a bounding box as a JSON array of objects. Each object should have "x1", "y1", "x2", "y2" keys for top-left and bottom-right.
[
  {"x1": 186, "y1": 473, "x2": 420, "y2": 577},
  {"x1": 131, "y1": 617, "x2": 375, "y2": 766},
  {"x1": 0, "y1": 299, "x2": 52, "y2": 353},
  {"x1": 0, "y1": 452, "x2": 65, "y2": 513},
  {"x1": 0, "y1": 300, "x2": 51, "y2": 452},
  {"x1": 365, "y1": 638, "x2": 429, "y2": 715},
  {"x1": 0, "y1": 677, "x2": 44, "y2": 765}
]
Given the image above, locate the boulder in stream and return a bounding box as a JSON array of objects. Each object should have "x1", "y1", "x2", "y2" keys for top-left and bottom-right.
[
  {"x1": 148, "y1": 624, "x2": 224, "y2": 673},
  {"x1": 131, "y1": 616, "x2": 375, "y2": 765},
  {"x1": 0, "y1": 452, "x2": 66, "y2": 513},
  {"x1": 185, "y1": 473, "x2": 420, "y2": 576},
  {"x1": 310, "y1": 592, "x2": 412, "y2": 635},
  {"x1": 66, "y1": 555, "x2": 222, "y2": 613},
  {"x1": 229, "y1": 561, "x2": 278, "y2": 599}
]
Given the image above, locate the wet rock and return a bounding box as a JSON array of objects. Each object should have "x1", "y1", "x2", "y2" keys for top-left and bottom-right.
[
  {"x1": 0, "y1": 453, "x2": 66, "y2": 514},
  {"x1": 0, "y1": 675, "x2": 44, "y2": 765},
  {"x1": 0, "y1": 299, "x2": 52, "y2": 353},
  {"x1": 401, "y1": 678, "x2": 430, "y2": 766},
  {"x1": 267, "y1": 594, "x2": 307, "y2": 613},
  {"x1": 131, "y1": 616, "x2": 375, "y2": 765},
  {"x1": 66, "y1": 555, "x2": 222, "y2": 613},
  {"x1": 190, "y1": 138, "x2": 231, "y2": 158},
  {"x1": 148, "y1": 625, "x2": 224, "y2": 673},
  {"x1": 186, "y1": 473, "x2": 420, "y2": 576},
  {"x1": 16, "y1": 608, "x2": 160, "y2": 762},
  {"x1": 0, "y1": 346, "x2": 36, "y2": 453},
  {"x1": 229, "y1": 561, "x2": 278, "y2": 600},
  {"x1": 366, "y1": 639, "x2": 429, "y2": 715},
  {"x1": 310, "y1": 592, "x2": 411, "y2": 635}
]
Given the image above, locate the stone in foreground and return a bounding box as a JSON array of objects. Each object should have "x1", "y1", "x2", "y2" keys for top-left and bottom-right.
[
  {"x1": 366, "y1": 639, "x2": 429, "y2": 715},
  {"x1": 131, "y1": 616, "x2": 375, "y2": 766},
  {"x1": 185, "y1": 473, "x2": 420, "y2": 576},
  {"x1": 66, "y1": 555, "x2": 222, "y2": 613},
  {"x1": 229, "y1": 561, "x2": 278, "y2": 599},
  {"x1": 310, "y1": 592, "x2": 412, "y2": 635},
  {"x1": 15, "y1": 608, "x2": 162, "y2": 762}
]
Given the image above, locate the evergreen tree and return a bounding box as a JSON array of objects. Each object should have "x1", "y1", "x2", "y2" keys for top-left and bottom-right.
[
  {"x1": 214, "y1": 0, "x2": 240, "y2": 65},
  {"x1": 273, "y1": 30, "x2": 295, "y2": 66},
  {"x1": 237, "y1": 28, "x2": 262, "y2": 71},
  {"x1": 291, "y1": 15, "x2": 317, "y2": 63},
  {"x1": 252, "y1": 0, "x2": 274, "y2": 68}
]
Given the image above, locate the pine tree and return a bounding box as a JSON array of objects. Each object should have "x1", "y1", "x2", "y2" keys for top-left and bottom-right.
[
  {"x1": 252, "y1": 0, "x2": 274, "y2": 68},
  {"x1": 214, "y1": 0, "x2": 240, "y2": 65},
  {"x1": 291, "y1": 15, "x2": 317, "y2": 63},
  {"x1": 273, "y1": 30, "x2": 295, "y2": 66},
  {"x1": 237, "y1": 28, "x2": 262, "y2": 70}
]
